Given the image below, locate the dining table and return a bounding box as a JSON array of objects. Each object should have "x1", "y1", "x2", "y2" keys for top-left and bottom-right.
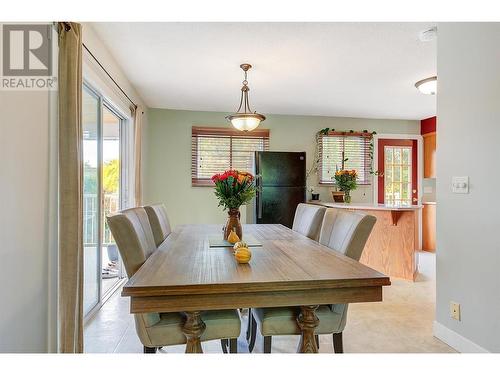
[{"x1": 121, "y1": 224, "x2": 391, "y2": 353}]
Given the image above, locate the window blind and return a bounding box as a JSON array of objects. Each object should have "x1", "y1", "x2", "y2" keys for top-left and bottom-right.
[
  {"x1": 191, "y1": 127, "x2": 270, "y2": 186},
  {"x1": 318, "y1": 132, "x2": 372, "y2": 185}
]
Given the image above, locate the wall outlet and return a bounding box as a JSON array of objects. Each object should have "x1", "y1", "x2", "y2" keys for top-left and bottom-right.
[{"x1": 450, "y1": 301, "x2": 461, "y2": 321}]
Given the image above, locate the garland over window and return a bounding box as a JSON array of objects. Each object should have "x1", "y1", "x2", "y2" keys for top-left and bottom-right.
[{"x1": 308, "y1": 128, "x2": 378, "y2": 185}]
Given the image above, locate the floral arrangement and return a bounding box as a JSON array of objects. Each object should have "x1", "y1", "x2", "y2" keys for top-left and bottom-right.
[
  {"x1": 334, "y1": 169, "x2": 357, "y2": 203},
  {"x1": 334, "y1": 169, "x2": 358, "y2": 191},
  {"x1": 211, "y1": 170, "x2": 256, "y2": 210}
]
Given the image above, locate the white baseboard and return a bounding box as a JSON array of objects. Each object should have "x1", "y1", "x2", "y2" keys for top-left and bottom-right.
[{"x1": 433, "y1": 321, "x2": 489, "y2": 353}]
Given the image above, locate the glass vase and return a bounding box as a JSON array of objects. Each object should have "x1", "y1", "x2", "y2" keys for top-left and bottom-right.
[{"x1": 223, "y1": 208, "x2": 242, "y2": 240}]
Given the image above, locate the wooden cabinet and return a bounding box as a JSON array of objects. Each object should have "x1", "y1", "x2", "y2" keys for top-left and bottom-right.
[
  {"x1": 423, "y1": 132, "x2": 436, "y2": 178},
  {"x1": 422, "y1": 203, "x2": 436, "y2": 251}
]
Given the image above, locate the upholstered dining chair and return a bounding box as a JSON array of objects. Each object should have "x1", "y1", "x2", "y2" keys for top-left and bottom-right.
[
  {"x1": 246, "y1": 208, "x2": 376, "y2": 353},
  {"x1": 291, "y1": 203, "x2": 327, "y2": 241},
  {"x1": 107, "y1": 207, "x2": 241, "y2": 354},
  {"x1": 244, "y1": 203, "x2": 326, "y2": 346},
  {"x1": 144, "y1": 204, "x2": 172, "y2": 247}
]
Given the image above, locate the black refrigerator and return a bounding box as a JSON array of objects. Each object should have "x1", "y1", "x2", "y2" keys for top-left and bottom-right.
[{"x1": 254, "y1": 151, "x2": 306, "y2": 228}]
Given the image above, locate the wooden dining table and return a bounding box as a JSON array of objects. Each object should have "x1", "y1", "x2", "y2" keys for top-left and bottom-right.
[{"x1": 122, "y1": 224, "x2": 391, "y2": 353}]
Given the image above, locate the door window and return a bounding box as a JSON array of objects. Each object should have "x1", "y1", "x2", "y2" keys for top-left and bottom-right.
[{"x1": 384, "y1": 146, "x2": 412, "y2": 206}]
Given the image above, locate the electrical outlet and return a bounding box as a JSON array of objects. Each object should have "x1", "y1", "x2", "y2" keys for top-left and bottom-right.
[{"x1": 450, "y1": 302, "x2": 461, "y2": 321}]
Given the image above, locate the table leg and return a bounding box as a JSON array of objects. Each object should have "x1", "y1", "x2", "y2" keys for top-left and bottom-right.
[
  {"x1": 182, "y1": 311, "x2": 206, "y2": 353},
  {"x1": 296, "y1": 305, "x2": 320, "y2": 353}
]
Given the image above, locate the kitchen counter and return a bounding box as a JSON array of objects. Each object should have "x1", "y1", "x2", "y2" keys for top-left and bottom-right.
[
  {"x1": 309, "y1": 201, "x2": 422, "y2": 211},
  {"x1": 310, "y1": 200, "x2": 420, "y2": 281}
]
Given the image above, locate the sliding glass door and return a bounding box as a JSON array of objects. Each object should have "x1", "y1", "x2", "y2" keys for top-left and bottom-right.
[
  {"x1": 83, "y1": 86, "x2": 100, "y2": 315},
  {"x1": 101, "y1": 106, "x2": 123, "y2": 296},
  {"x1": 83, "y1": 83, "x2": 127, "y2": 317}
]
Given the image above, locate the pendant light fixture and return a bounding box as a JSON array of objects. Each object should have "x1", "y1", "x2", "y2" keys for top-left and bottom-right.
[
  {"x1": 226, "y1": 63, "x2": 266, "y2": 131},
  {"x1": 415, "y1": 76, "x2": 437, "y2": 95}
]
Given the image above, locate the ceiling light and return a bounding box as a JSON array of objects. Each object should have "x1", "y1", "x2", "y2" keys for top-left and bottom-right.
[
  {"x1": 419, "y1": 27, "x2": 437, "y2": 42},
  {"x1": 415, "y1": 76, "x2": 437, "y2": 95},
  {"x1": 226, "y1": 63, "x2": 266, "y2": 132}
]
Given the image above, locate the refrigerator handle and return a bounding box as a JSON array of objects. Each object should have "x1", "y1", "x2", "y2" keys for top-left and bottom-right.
[{"x1": 257, "y1": 175, "x2": 263, "y2": 219}]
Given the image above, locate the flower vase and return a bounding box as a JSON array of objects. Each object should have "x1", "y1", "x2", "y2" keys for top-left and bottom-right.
[
  {"x1": 343, "y1": 190, "x2": 352, "y2": 203},
  {"x1": 224, "y1": 208, "x2": 242, "y2": 240}
]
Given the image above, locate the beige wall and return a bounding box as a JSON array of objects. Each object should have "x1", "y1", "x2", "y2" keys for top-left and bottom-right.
[
  {"x1": 0, "y1": 89, "x2": 56, "y2": 352},
  {"x1": 144, "y1": 108, "x2": 419, "y2": 227},
  {"x1": 435, "y1": 23, "x2": 500, "y2": 352}
]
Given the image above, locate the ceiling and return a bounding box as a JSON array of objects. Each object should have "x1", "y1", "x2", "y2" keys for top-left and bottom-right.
[{"x1": 90, "y1": 23, "x2": 437, "y2": 120}]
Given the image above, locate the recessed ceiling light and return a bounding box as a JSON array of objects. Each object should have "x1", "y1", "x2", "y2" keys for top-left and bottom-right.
[{"x1": 415, "y1": 76, "x2": 437, "y2": 95}]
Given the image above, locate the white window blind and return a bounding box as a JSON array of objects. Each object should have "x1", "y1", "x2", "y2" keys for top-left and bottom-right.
[
  {"x1": 318, "y1": 132, "x2": 372, "y2": 185},
  {"x1": 191, "y1": 127, "x2": 270, "y2": 186}
]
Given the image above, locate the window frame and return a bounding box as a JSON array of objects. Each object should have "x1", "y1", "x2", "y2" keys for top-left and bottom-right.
[
  {"x1": 318, "y1": 131, "x2": 373, "y2": 186},
  {"x1": 191, "y1": 126, "x2": 270, "y2": 187}
]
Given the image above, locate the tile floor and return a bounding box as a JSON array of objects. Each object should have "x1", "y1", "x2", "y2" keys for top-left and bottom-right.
[{"x1": 84, "y1": 251, "x2": 455, "y2": 353}]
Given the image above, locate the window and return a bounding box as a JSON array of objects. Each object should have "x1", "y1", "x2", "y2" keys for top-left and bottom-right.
[
  {"x1": 384, "y1": 146, "x2": 412, "y2": 206},
  {"x1": 318, "y1": 132, "x2": 372, "y2": 185},
  {"x1": 191, "y1": 127, "x2": 270, "y2": 186}
]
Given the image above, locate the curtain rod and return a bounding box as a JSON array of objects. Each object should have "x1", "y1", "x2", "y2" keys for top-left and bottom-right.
[{"x1": 61, "y1": 22, "x2": 138, "y2": 110}]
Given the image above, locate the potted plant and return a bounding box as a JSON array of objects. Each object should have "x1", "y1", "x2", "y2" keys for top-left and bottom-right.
[
  {"x1": 308, "y1": 187, "x2": 320, "y2": 201},
  {"x1": 333, "y1": 169, "x2": 358, "y2": 203},
  {"x1": 212, "y1": 170, "x2": 256, "y2": 240}
]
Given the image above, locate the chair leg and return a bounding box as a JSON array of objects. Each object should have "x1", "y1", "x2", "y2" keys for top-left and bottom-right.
[
  {"x1": 143, "y1": 346, "x2": 157, "y2": 354},
  {"x1": 333, "y1": 332, "x2": 343, "y2": 353},
  {"x1": 263, "y1": 336, "x2": 272, "y2": 353},
  {"x1": 315, "y1": 334, "x2": 320, "y2": 349},
  {"x1": 229, "y1": 338, "x2": 238, "y2": 353},
  {"x1": 247, "y1": 313, "x2": 257, "y2": 352},
  {"x1": 220, "y1": 339, "x2": 228, "y2": 353}
]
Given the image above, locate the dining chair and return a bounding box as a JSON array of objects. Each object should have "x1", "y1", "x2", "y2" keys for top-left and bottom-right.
[
  {"x1": 246, "y1": 208, "x2": 376, "y2": 353},
  {"x1": 291, "y1": 203, "x2": 327, "y2": 241},
  {"x1": 144, "y1": 204, "x2": 172, "y2": 247},
  {"x1": 245, "y1": 203, "x2": 326, "y2": 346},
  {"x1": 107, "y1": 207, "x2": 241, "y2": 354}
]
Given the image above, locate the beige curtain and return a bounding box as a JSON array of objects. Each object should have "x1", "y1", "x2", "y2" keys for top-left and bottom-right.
[
  {"x1": 58, "y1": 22, "x2": 84, "y2": 353},
  {"x1": 132, "y1": 105, "x2": 143, "y2": 206}
]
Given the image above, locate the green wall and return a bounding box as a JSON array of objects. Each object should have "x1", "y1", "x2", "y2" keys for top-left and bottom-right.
[{"x1": 144, "y1": 108, "x2": 420, "y2": 227}]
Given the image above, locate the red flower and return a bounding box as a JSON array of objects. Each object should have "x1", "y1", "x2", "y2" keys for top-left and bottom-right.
[{"x1": 212, "y1": 170, "x2": 241, "y2": 183}]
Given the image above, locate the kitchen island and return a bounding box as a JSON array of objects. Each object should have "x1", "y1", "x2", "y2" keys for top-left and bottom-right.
[{"x1": 310, "y1": 202, "x2": 422, "y2": 281}]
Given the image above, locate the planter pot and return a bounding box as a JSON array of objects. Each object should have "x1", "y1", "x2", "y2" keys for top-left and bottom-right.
[
  {"x1": 331, "y1": 191, "x2": 345, "y2": 203},
  {"x1": 223, "y1": 208, "x2": 242, "y2": 240},
  {"x1": 344, "y1": 190, "x2": 352, "y2": 203},
  {"x1": 311, "y1": 193, "x2": 320, "y2": 201}
]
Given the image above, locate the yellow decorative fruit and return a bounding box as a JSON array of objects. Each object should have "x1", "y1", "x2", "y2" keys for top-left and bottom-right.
[
  {"x1": 233, "y1": 241, "x2": 248, "y2": 251},
  {"x1": 227, "y1": 230, "x2": 240, "y2": 244},
  {"x1": 234, "y1": 247, "x2": 251, "y2": 264}
]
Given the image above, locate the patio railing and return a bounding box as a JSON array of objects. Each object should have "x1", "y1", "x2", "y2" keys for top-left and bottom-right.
[{"x1": 83, "y1": 193, "x2": 119, "y2": 245}]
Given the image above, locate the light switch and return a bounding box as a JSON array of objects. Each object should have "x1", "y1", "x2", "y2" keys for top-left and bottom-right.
[{"x1": 452, "y1": 176, "x2": 469, "y2": 194}]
